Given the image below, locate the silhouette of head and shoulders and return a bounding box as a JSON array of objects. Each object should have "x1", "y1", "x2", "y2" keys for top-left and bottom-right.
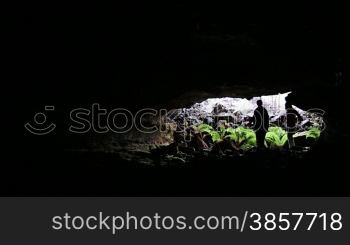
[
  {"x1": 255, "y1": 100, "x2": 268, "y2": 114},
  {"x1": 253, "y1": 100, "x2": 269, "y2": 131}
]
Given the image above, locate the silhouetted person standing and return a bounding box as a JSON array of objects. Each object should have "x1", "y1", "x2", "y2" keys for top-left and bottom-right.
[
  {"x1": 285, "y1": 102, "x2": 302, "y2": 149},
  {"x1": 253, "y1": 100, "x2": 269, "y2": 149}
]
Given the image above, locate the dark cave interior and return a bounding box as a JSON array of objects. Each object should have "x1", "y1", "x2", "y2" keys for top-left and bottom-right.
[{"x1": 5, "y1": 3, "x2": 349, "y2": 195}]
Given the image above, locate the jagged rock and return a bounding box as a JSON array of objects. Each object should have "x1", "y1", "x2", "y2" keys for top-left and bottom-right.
[
  {"x1": 170, "y1": 92, "x2": 323, "y2": 130},
  {"x1": 212, "y1": 103, "x2": 228, "y2": 114}
]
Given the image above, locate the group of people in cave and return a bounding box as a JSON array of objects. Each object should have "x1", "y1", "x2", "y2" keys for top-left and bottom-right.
[{"x1": 253, "y1": 99, "x2": 302, "y2": 150}]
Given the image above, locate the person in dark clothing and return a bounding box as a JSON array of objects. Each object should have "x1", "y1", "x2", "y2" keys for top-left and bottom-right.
[
  {"x1": 285, "y1": 102, "x2": 302, "y2": 149},
  {"x1": 253, "y1": 100, "x2": 269, "y2": 149}
]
